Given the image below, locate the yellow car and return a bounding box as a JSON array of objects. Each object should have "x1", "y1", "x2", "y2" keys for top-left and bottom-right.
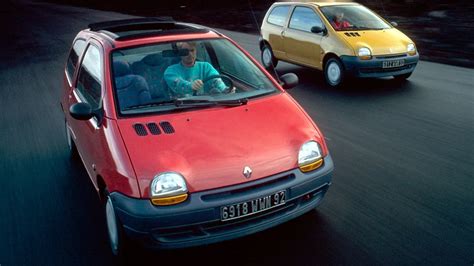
[{"x1": 260, "y1": 2, "x2": 419, "y2": 87}]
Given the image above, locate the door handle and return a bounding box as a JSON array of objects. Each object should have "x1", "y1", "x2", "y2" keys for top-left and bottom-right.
[{"x1": 281, "y1": 30, "x2": 285, "y2": 36}]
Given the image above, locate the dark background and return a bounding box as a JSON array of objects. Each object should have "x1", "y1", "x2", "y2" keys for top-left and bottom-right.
[{"x1": 43, "y1": 0, "x2": 474, "y2": 68}]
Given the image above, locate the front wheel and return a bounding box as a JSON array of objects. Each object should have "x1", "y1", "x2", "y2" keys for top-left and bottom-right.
[
  {"x1": 261, "y1": 44, "x2": 278, "y2": 70},
  {"x1": 324, "y1": 58, "x2": 345, "y2": 88},
  {"x1": 104, "y1": 190, "x2": 130, "y2": 258},
  {"x1": 394, "y1": 72, "x2": 412, "y2": 80}
]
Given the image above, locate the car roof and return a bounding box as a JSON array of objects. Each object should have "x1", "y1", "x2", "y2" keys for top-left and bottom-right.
[
  {"x1": 84, "y1": 17, "x2": 223, "y2": 47},
  {"x1": 271, "y1": 2, "x2": 359, "y2": 7}
]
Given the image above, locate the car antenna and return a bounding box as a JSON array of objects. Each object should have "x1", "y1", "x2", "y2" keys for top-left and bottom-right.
[{"x1": 247, "y1": 0, "x2": 282, "y2": 84}]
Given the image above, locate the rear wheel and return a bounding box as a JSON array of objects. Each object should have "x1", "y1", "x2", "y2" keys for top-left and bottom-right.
[
  {"x1": 261, "y1": 44, "x2": 278, "y2": 70},
  {"x1": 394, "y1": 72, "x2": 412, "y2": 80},
  {"x1": 324, "y1": 58, "x2": 345, "y2": 88}
]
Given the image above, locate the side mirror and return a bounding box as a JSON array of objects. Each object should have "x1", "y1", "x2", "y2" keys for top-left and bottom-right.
[
  {"x1": 279, "y1": 73, "x2": 299, "y2": 90},
  {"x1": 70, "y1": 102, "x2": 93, "y2": 120},
  {"x1": 311, "y1": 26, "x2": 327, "y2": 35},
  {"x1": 390, "y1": 21, "x2": 398, "y2": 27}
]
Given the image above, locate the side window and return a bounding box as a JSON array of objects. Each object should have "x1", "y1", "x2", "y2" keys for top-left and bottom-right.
[
  {"x1": 76, "y1": 44, "x2": 102, "y2": 110},
  {"x1": 66, "y1": 39, "x2": 86, "y2": 83},
  {"x1": 289, "y1": 7, "x2": 323, "y2": 32},
  {"x1": 196, "y1": 42, "x2": 211, "y2": 63},
  {"x1": 267, "y1": 5, "x2": 290, "y2": 27},
  {"x1": 211, "y1": 40, "x2": 267, "y2": 88}
]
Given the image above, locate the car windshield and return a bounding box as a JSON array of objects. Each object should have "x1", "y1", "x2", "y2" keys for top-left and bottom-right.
[
  {"x1": 320, "y1": 5, "x2": 391, "y2": 31},
  {"x1": 111, "y1": 38, "x2": 279, "y2": 114}
]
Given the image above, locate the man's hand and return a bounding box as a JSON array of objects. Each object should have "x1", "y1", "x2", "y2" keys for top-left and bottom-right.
[{"x1": 192, "y1": 80, "x2": 204, "y2": 91}]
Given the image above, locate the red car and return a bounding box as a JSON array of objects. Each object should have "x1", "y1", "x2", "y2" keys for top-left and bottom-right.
[{"x1": 61, "y1": 17, "x2": 333, "y2": 256}]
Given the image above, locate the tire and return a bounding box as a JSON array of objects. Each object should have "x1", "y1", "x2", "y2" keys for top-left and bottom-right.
[
  {"x1": 65, "y1": 120, "x2": 78, "y2": 158},
  {"x1": 324, "y1": 57, "x2": 345, "y2": 88},
  {"x1": 261, "y1": 44, "x2": 278, "y2": 70},
  {"x1": 103, "y1": 189, "x2": 131, "y2": 259},
  {"x1": 394, "y1": 72, "x2": 412, "y2": 80}
]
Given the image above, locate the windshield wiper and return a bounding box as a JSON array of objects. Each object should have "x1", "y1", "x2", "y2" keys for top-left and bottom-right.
[
  {"x1": 123, "y1": 97, "x2": 248, "y2": 111},
  {"x1": 174, "y1": 97, "x2": 248, "y2": 107},
  {"x1": 123, "y1": 100, "x2": 176, "y2": 111}
]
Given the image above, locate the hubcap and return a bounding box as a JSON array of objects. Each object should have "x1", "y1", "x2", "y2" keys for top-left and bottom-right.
[
  {"x1": 327, "y1": 62, "x2": 341, "y2": 85},
  {"x1": 106, "y1": 197, "x2": 119, "y2": 254},
  {"x1": 262, "y1": 48, "x2": 272, "y2": 66}
]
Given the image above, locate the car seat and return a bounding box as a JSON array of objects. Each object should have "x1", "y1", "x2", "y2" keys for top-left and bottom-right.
[
  {"x1": 113, "y1": 60, "x2": 152, "y2": 109},
  {"x1": 131, "y1": 53, "x2": 173, "y2": 101}
]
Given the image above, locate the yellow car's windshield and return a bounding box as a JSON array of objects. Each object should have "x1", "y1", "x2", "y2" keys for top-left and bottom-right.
[{"x1": 320, "y1": 5, "x2": 391, "y2": 31}]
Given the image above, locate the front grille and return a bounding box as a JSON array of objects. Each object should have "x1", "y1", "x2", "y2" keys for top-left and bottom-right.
[
  {"x1": 375, "y1": 53, "x2": 407, "y2": 59},
  {"x1": 201, "y1": 174, "x2": 295, "y2": 202},
  {"x1": 360, "y1": 63, "x2": 415, "y2": 74}
]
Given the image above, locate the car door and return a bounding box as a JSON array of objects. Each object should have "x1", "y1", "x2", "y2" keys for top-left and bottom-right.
[
  {"x1": 67, "y1": 39, "x2": 106, "y2": 185},
  {"x1": 283, "y1": 6, "x2": 325, "y2": 69}
]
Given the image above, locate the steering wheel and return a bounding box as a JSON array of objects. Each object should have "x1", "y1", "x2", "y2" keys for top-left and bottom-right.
[{"x1": 202, "y1": 74, "x2": 234, "y2": 94}]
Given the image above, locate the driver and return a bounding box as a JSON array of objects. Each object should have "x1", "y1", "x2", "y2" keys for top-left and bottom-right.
[
  {"x1": 331, "y1": 11, "x2": 351, "y2": 30},
  {"x1": 164, "y1": 41, "x2": 227, "y2": 97}
]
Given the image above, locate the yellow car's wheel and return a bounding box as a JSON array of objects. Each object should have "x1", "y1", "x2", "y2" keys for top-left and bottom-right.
[
  {"x1": 261, "y1": 44, "x2": 278, "y2": 70},
  {"x1": 324, "y1": 58, "x2": 345, "y2": 88}
]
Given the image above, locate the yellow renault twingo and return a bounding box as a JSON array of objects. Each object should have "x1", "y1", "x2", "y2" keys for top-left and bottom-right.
[{"x1": 260, "y1": 2, "x2": 419, "y2": 87}]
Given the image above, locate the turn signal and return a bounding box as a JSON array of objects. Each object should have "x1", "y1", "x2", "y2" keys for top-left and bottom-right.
[
  {"x1": 151, "y1": 194, "x2": 188, "y2": 206},
  {"x1": 299, "y1": 158, "x2": 323, "y2": 173}
]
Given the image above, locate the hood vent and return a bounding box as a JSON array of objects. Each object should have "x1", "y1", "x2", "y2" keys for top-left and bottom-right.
[
  {"x1": 132, "y1": 121, "x2": 175, "y2": 136},
  {"x1": 146, "y1": 122, "x2": 161, "y2": 135},
  {"x1": 344, "y1": 32, "x2": 360, "y2": 37},
  {"x1": 159, "y1": 121, "x2": 175, "y2": 134},
  {"x1": 133, "y1": 124, "x2": 148, "y2": 136}
]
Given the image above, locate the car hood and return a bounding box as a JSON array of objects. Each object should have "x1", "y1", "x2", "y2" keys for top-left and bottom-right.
[
  {"x1": 116, "y1": 94, "x2": 323, "y2": 197},
  {"x1": 338, "y1": 28, "x2": 413, "y2": 55}
]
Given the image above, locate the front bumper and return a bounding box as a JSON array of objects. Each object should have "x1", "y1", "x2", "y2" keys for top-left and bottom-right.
[
  {"x1": 110, "y1": 154, "x2": 334, "y2": 249},
  {"x1": 341, "y1": 53, "x2": 419, "y2": 78}
]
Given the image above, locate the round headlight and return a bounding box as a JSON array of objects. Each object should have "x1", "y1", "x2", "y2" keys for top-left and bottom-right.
[
  {"x1": 407, "y1": 43, "x2": 416, "y2": 55},
  {"x1": 151, "y1": 172, "x2": 187, "y2": 199},
  {"x1": 358, "y1": 47, "x2": 372, "y2": 59},
  {"x1": 298, "y1": 141, "x2": 323, "y2": 172}
]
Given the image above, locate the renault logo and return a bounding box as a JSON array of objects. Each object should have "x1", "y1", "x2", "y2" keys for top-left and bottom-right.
[{"x1": 243, "y1": 166, "x2": 252, "y2": 179}]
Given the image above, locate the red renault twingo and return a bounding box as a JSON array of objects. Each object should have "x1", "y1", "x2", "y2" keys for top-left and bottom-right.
[{"x1": 61, "y1": 18, "x2": 333, "y2": 256}]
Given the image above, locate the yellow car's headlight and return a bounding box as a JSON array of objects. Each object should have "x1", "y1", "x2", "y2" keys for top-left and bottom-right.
[
  {"x1": 358, "y1": 47, "x2": 372, "y2": 60},
  {"x1": 407, "y1": 43, "x2": 416, "y2": 55},
  {"x1": 150, "y1": 172, "x2": 188, "y2": 205},
  {"x1": 298, "y1": 141, "x2": 323, "y2": 172}
]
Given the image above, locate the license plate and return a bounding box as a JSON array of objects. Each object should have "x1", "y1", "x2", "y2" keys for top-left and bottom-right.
[
  {"x1": 221, "y1": 191, "x2": 286, "y2": 221},
  {"x1": 382, "y1": 59, "x2": 405, "y2": 68}
]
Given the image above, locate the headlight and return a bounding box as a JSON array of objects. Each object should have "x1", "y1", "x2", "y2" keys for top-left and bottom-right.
[
  {"x1": 298, "y1": 141, "x2": 323, "y2": 172},
  {"x1": 150, "y1": 172, "x2": 188, "y2": 205},
  {"x1": 407, "y1": 43, "x2": 416, "y2": 55},
  {"x1": 358, "y1": 47, "x2": 372, "y2": 60}
]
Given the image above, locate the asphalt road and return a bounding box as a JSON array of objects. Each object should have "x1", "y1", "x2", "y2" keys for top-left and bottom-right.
[{"x1": 0, "y1": 1, "x2": 473, "y2": 265}]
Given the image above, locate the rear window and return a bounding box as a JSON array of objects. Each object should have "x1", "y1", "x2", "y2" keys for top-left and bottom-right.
[{"x1": 267, "y1": 5, "x2": 290, "y2": 27}]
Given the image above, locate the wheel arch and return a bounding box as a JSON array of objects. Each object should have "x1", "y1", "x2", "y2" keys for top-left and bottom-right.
[
  {"x1": 323, "y1": 52, "x2": 341, "y2": 69},
  {"x1": 259, "y1": 39, "x2": 271, "y2": 51}
]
